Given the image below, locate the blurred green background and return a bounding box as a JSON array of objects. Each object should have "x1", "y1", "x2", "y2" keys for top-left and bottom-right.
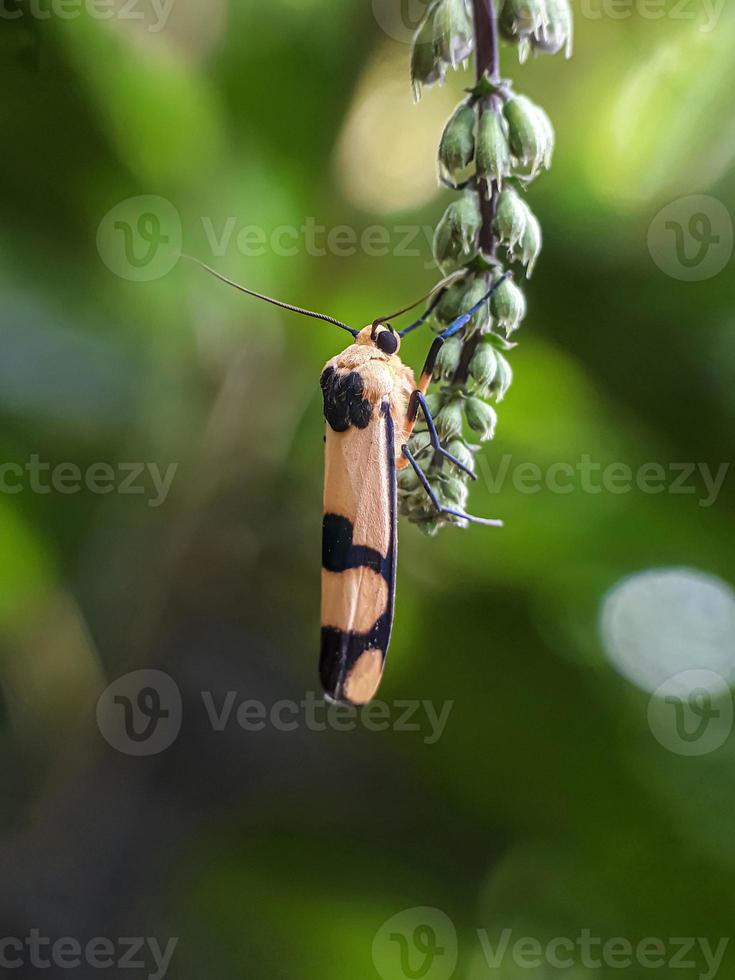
[{"x1": 2, "y1": 1, "x2": 735, "y2": 977}]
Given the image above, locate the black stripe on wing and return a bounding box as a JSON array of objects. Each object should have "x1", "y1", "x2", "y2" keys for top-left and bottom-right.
[
  {"x1": 319, "y1": 612, "x2": 391, "y2": 699},
  {"x1": 319, "y1": 402, "x2": 397, "y2": 704},
  {"x1": 322, "y1": 513, "x2": 391, "y2": 579}
]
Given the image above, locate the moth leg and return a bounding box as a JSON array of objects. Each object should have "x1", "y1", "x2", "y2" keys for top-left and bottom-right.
[
  {"x1": 401, "y1": 446, "x2": 503, "y2": 528},
  {"x1": 437, "y1": 272, "x2": 511, "y2": 343},
  {"x1": 401, "y1": 272, "x2": 512, "y2": 445},
  {"x1": 412, "y1": 391, "x2": 476, "y2": 481},
  {"x1": 397, "y1": 286, "x2": 447, "y2": 338},
  {"x1": 397, "y1": 336, "x2": 452, "y2": 456}
]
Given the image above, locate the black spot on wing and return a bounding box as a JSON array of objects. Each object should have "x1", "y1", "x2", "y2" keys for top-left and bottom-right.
[
  {"x1": 320, "y1": 367, "x2": 373, "y2": 432},
  {"x1": 322, "y1": 513, "x2": 388, "y2": 578},
  {"x1": 319, "y1": 613, "x2": 391, "y2": 701},
  {"x1": 350, "y1": 396, "x2": 373, "y2": 429}
]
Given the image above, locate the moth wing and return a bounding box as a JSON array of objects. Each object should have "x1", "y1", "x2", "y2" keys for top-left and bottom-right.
[{"x1": 320, "y1": 400, "x2": 397, "y2": 706}]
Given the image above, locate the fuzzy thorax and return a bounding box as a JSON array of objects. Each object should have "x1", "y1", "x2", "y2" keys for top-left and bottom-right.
[{"x1": 322, "y1": 328, "x2": 417, "y2": 444}]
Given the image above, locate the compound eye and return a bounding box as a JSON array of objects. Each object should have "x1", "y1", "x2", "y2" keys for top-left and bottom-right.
[{"x1": 376, "y1": 329, "x2": 399, "y2": 355}]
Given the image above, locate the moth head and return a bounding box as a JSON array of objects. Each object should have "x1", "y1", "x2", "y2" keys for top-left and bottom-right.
[{"x1": 356, "y1": 322, "x2": 401, "y2": 357}]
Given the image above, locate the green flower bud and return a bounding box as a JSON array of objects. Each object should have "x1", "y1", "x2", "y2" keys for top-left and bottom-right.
[
  {"x1": 440, "y1": 473, "x2": 470, "y2": 508},
  {"x1": 411, "y1": 10, "x2": 444, "y2": 98},
  {"x1": 504, "y1": 95, "x2": 553, "y2": 178},
  {"x1": 533, "y1": 0, "x2": 573, "y2": 58},
  {"x1": 404, "y1": 505, "x2": 420, "y2": 520},
  {"x1": 494, "y1": 189, "x2": 541, "y2": 272},
  {"x1": 397, "y1": 466, "x2": 420, "y2": 493},
  {"x1": 447, "y1": 438, "x2": 477, "y2": 475},
  {"x1": 453, "y1": 189, "x2": 483, "y2": 248},
  {"x1": 500, "y1": 0, "x2": 573, "y2": 62},
  {"x1": 498, "y1": 0, "x2": 547, "y2": 64},
  {"x1": 424, "y1": 391, "x2": 442, "y2": 416},
  {"x1": 411, "y1": 0, "x2": 477, "y2": 98},
  {"x1": 415, "y1": 517, "x2": 443, "y2": 537},
  {"x1": 534, "y1": 104, "x2": 555, "y2": 169},
  {"x1": 435, "y1": 399, "x2": 465, "y2": 440},
  {"x1": 435, "y1": 276, "x2": 470, "y2": 325},
  {"x1": 409, "y1": 430, "x2": 433, "y2": 458},
  {"x1": 432, "y1": 0, "x2": 474, "y2": 69},
  {"x1": 434, "y1": 335, "x2": 463, "y2": 380},
  {"x1": 438, "y1": 102, "x2": 476, "y2": 180},
  {"x1": 464, "y1": 396, "x2": 498, "y2": 440},
  {"x1": 402, "y1": 487, "x2": 428, "y2": 511},
  {"x1": 433, "y1": 190, "x2": 481, "y2": 273},
  {"x1": 494, "y1": 187, "x2": 528, "y2": 254},
  {"x1": 498, "y1": 1, "x2": 518, "y2": 42},
  {"x1": 490, "y1": 351, "x2": 513, "y2": 401},
  {"x1": 520, "y1": 209, "x2": 542, "y2": 275},
  {"x1": 435, "y1": 277, "x2": 490, "y2": 334},
  {"x1": 476, "y1": 106, "x2": 512, "y2": 189},
  {"x1": 490, "y1": 276, "x2": 526, "y2": 334},
  {"x1": 459, "y1": 276, "x2": 493, "y2": 336},
  {"x1": 500, "y1": 0, "x2": 548, "y2": 42},
  {"x1": 469, "y1": 342, "x2": 498, "y2": 390}
]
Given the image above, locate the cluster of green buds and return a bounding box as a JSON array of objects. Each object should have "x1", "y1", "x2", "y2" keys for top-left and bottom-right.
[
  {"x1": 400, "y1": 0, "x2": 572, "y2": 534},
  {"x1": 411, "y1": 0, "x2": 475, "y2": 98},
  {"x1": 500, "y1": 0, "x2": 573, "y2": 63}
]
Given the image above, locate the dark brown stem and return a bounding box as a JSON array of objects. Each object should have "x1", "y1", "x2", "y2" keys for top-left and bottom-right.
[
  {"x1": 473, "y1": 0, "x2": 500, "y2": 83},
  {"x1": 455, "y1": 0, "x2": 501, "y2": 387},
  {"x1": 473, "y1": 0, "x2": 501, "y2": 257},
  {"x1": 453, "y1": 330, "x2": 480, "y2": 387}
]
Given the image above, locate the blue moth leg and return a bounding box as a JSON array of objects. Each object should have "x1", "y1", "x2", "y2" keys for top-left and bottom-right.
[
  {"x1": 401, "y1": 445, "x2": 503, "y2": 528},
  {"x1": 399, "y1": 270, "x2": 510, "y2": 338},
  {"x1": 438, "y1": 271, "x2": 512, "y2": 341},
  {"x1": 403, "y1": 272, "x2": 512, "y2": 440},
  {"x1": 412, "y1": 390, "x2": 476, "y2": 481},
  {"x1": 399, "y1": 273, "x2": 512, "y2": 524},
  {"x1": 398, "y1": 286, "x2": 447, "y2": 337},
  {"x1": 410, "y1": 272, "x2": 512, "y2": 397}
]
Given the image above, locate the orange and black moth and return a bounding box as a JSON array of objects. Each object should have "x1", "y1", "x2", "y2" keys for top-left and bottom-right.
[{"x1": 192, "y1": 261, "x2": 507, "y2": 705}]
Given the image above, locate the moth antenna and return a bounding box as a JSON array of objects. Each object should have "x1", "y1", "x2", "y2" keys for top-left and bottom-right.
[
  {"x1": 377, "y1": 272, "x2": 472, "y2": 334},
  {"x1": 183, "y1": 255, "x2": 358, "y2": 337},
  {"x1": 372, "y1": 283, "x2": 445, "y2": 328}
]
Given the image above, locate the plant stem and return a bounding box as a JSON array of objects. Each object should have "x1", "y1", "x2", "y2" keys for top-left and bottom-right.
[
  {"x1": 473, "y1": 0, "x2": 501, "y2": 257},
  {"x1": 455, "y1": 0, "x2": 501, "y2": 386},
  {"x1": 472, "y1": 0, "x2": 500, "y2": 83}
]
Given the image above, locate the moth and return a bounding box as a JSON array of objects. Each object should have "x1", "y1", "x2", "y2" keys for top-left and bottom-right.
[{"x1": 192, "y1": 260, "x2": 507, "y2": 705}]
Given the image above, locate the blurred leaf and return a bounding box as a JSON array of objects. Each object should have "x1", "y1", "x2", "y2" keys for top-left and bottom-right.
[
  {"x1": 53, "y1": 11, "x2": 224, "y2": 186},
  {"x1": 587, "y1": 13, "x2": 735, "y2": 205},
  {"x1": 0, "y1": 501, "x2": 53, "y2": 625}
]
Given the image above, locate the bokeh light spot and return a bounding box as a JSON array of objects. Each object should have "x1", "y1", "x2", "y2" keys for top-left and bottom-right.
[
  {"x1": 335, "y1": 41, "x2": 461, "y2": 214},
  {"x1": 600, "y1": 567, "x2": 735, "y2": 695}
]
